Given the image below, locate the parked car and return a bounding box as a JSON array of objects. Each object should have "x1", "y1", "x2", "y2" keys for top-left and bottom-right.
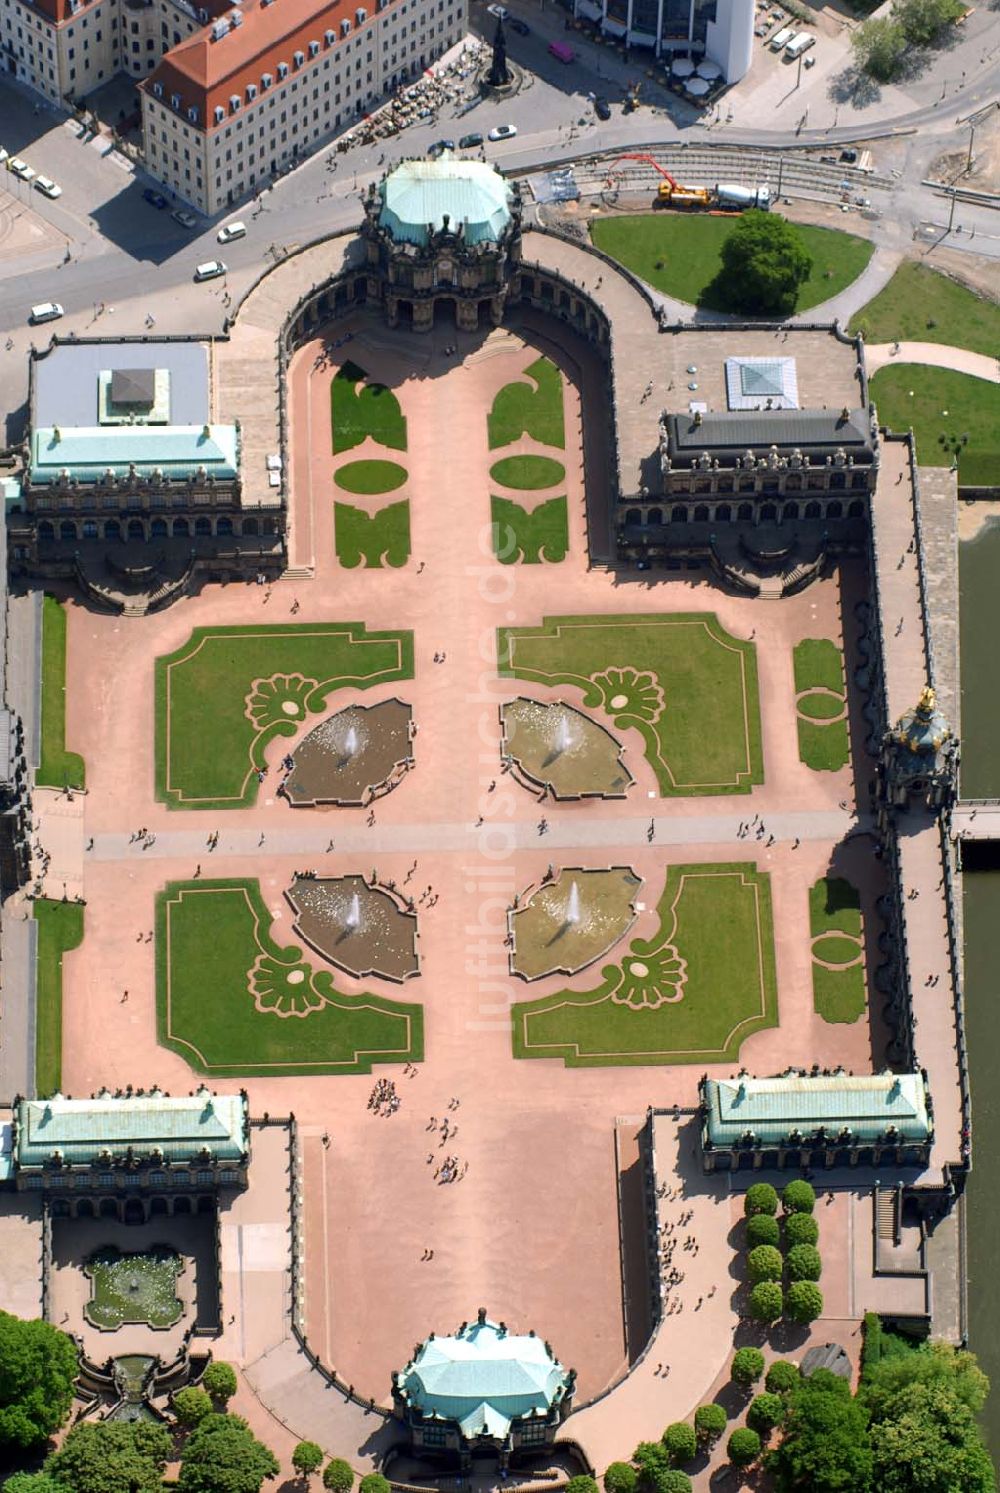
[
  {"x1": 142, "y1": 188, "x2": 168, "y2": 208},
  {"x1": 839, "y1": 148, "x2": 858, "y2": 163},
  {"x1": 487, "y1": 123, "x2": 518, "y2": 141},
  {"x1": 428, "y1": 138, "x2": 456, "y2": 158},
  {"x1": 508, "y1": 16, "x2": 529, "y2": 33},
  {"x1": 0, "y1": 148, "x2": 9, "y2": 165},
  {"x1": 172, "y1": 208, "x2": 197, "y2": 227},
  {"x1": 459, "y1": 132, "x2": 484, "y2": 149},
  {"x1": 29, "y1": 301, "x2": 64, "y2": 324},
  {"x1": 194, "y1": 259, "x2": 227, "y2": 281},
  {"x1": 8, "y1": 158, "x2": 36, "y2": 181},
  {"x1": 486, "y1": 3, "x2": 507, "y2": 16},
  {"x1": 217, "y1": 220, "x2": 247, "y2": 243},
  {"x1": 594, "y1": 96, "x2": 611, "y2": 119},
  {"x1": 34, "y1": 176, "x2": 62, "y2": 199}
]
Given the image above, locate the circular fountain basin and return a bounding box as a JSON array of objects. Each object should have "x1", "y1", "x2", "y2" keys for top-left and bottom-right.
[
  {"x1": 283, "y1": 699, "x2": 414, "y2": 808},
  {"x1": 501, "y1": 698, "x2": 632, "y2": 800},
  {"x1": 287, "y1": 873, "x2": 419, "y2": 983},
  {"x1": 509, "y1": 866, "x2": 642, "y2": 981}
]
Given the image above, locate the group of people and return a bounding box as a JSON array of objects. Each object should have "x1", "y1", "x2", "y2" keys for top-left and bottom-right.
[{"x1": 368, "y1": 1078, "x2": 401, "y2": 1116}]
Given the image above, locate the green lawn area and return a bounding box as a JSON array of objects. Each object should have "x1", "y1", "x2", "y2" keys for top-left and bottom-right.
[
  {"x1": 512, "y1": 862, "x2": 777, "y2": 1066},
  {"x1": 334, "y1": 501, "x2": 410, "y2": 568},
  {"x1": 488, "y1": 357, "x2": 566, "y2": 450},
  {"x1": 334, "y1": 459, "x2": 408, "y2": 494},
  {"x1": 331, "y1": 361, "x2": 407, "y2": 454},
  {"x1": 490, "y1": 455, "x2": 566, "y2": 490},
  {"x1": 499, "y1": 613, "x2": 763, "y2": 796},
  {"x1": 809, "y1": 876, "x2": 866, "y2": 1024},
  {"x1": 33, "y1": 898, "x2": 84, "y2": 1097},
  {"x1": 590, "y1": 215, "x2": 875, "y2": 313},
  {"x1": 491, "y1": 496, "x2": 569, "y2": 564},
  {"x1": 155, "y1": 623, "x2": 413, "y2": 810},
  {"x1": 850, "y1": 261, "x2": 1000, "y2": 359},
  {"x1": 38, "y1": 595, "x2": 85, "y2": 791},
  {"x1": 793, "y1": 638, "x2": 849, "y2": 772},
  {"x1": 157, "y1": 879, "x2": 422, "y2": 1076},
  {"x1": 85, "y1": 1247, "x2": 182, "y2": 1330},
  {"x1": 869, "y1": 365, "x2": 1000, "y2": 486}
]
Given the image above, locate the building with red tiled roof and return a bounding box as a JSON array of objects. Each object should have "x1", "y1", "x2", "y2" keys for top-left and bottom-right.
[{"x1": 140, "y1": 0, "x2": 467, "y2": 215}]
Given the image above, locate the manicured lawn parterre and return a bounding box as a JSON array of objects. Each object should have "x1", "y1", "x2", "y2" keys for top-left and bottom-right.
[
  {"x1": 331, "y1": 361, "x2": 407, "y2": 454},
  {"x1": 590, "y1": 214, "x2": 875, "y2": 313},
  {"x1": 850, "y1": 261, "x2": 1000, "y2": 360},
  {"x1": 334, "y1": 459, "x2": 408, "y2": 494},
  {"x1": 809, "y1": 876, "x2": 866, "y2": 1024},
  {"x1": 869, "y1": 365, "x2": 1000, "y2": 486},
  {"x1": 488, "y1": 356, "x2": 566, "y2": 450},
  {"x1": 155, "y1": 623, "x2": 413, "y2": 810},
  {"x1": 334, "y1": 501, "x2": 410, "y2": 568},
  {"x1": 84, "y1": 1246, "x2": 183, "y2": 1331},
  {"x1": 793, "y1": 638, "x2": 850, "y2": 772},
  {"x1": 499, "y1": 613, "x2": 763, "y2": 795},
  {"x1": 38, "y1": 595, "x2": 86, "y2": 791},
  {"x1": 512, "y1": 862, "x2": 778, "y2": 1065},
  {"x1": 33, "y1": 898, "x2": 84, "y2": 1097},
  {"x1": 491, "y1": 496, "x2": 569, "y2": 564},
  {"x1": 157, "y1": 879, "x2": 422, "y2": 1076},
  {"x1": 490, "y1": 455, "x2": 566, "y2": 490}
]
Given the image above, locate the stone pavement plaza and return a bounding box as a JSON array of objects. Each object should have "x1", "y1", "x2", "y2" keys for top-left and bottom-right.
[{"x1": 44, "y1": 316, "x2": 892, "y2": 1474}]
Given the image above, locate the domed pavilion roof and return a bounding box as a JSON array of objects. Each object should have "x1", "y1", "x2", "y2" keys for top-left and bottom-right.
[
  {"x1": 396, "y1": 1315, "x2": 570, "y2": 1440},
  {"x1": 891, "y1": 686, "x2": 952, "y2": 759},
  {"x1": 378, "y1": 156, "x2": 513, "y2": 248}
]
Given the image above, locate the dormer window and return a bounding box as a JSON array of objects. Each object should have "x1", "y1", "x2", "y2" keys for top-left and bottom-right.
[
  {"x1": 245, "y1": 81, "x2": 256, "y2": 100},
  {"x1": 170, "y1": 91, "x2": 180, "y2": 109},
  {"x1": 277, "y1": 59, "x2": 288, "y2": 77},
  {"x1": 213, "y1": 104, "x2": 225, "y2": 122},
  {"x1": 323, "y1": 27, "x2": 334, "y2": 44},
  {"x1": 307, "y1": 38, "x2": 318, "y2": 56},
  {"x1": 187, "y1": 105, "x2": 198, "y2": 122},
  {"x1": 340, "y1": 17, "x2": 350, "y2": 35},
  {"x1": 355, "y1": 5, "x2": 366, "y2": 22},
  {"x1": 229, "y1": 92, "x2": 240, "y2": 112},
  {"x1": 292, "y1": 48, "x2": 304, "y2": 66},
  {"x1": 153, "y1": 80, "x2": 163, "y2": 96},
  {"x1": 261, "y1": 70, "x2": 272, "y2": 87}
]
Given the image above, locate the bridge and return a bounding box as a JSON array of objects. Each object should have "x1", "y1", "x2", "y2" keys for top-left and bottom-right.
[{"x1": 952, "y1": 801, "x2": 1000, "y2": 840}]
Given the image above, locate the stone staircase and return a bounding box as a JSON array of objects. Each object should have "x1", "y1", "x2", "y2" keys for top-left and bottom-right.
[{"x1": 876, "y1": 1186, "x2": 898, "y2": 1245}]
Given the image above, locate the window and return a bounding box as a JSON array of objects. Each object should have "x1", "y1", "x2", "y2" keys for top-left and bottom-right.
[
  {"x1": 220, "y1": 1169, "x2": 240, "y2": 1183},
  {"x1": 99, "y1": 1172, "x2": 115, "y2": 1186},
  {"x1": 197, "y1": 1170, "x2": 213, "y2": 1184}
]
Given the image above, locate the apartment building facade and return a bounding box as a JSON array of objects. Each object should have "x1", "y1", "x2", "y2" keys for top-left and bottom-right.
[{"x1": 140, "y1": 0, "x2": 467, "y2": 215}]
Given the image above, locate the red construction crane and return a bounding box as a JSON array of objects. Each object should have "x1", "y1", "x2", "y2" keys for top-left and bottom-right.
[{"x1": 608, "y1": 152, "x2": 680, "y2": 191}]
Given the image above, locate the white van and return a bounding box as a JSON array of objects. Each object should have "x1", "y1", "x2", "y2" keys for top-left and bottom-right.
[
  {"x1": 217, "y1": 220, "x2": 246, "y2": 244},
  {"x1": 29, "y1": 301, "x2": 64, "y2": 324},
  {"x1": 784, "y1": 31, "x2": 815, "y2": 57},
  {"x1": 194, "y1": 259, "x2": 227, "y2": 281},
  {"x1": 769, "y1": 26, "x2": 794, "y2": 49}
]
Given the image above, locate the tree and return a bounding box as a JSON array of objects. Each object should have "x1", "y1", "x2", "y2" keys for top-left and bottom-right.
[
  {"x1": 0, "y1": 1312, "x2": 78, "y2": 1453},
  {"x1": 603, "y1": 1464, "x2": 636, "y2": 1493},
  {"x1": 892, "y1": 0, "x2": 963, "y2": 44},
  {"x1": 747, "y1": 1392, "x2": 785, "y2": 1436},
  {"x1": 765, "y1": 1361, "x2": 801, "y2": 1396},
  {"x1": 694, "y1": 1403, "x2": 727, "y2": 1446},
  {"x1": 744, "y1": 1183, "x2": 778, "y2": 1217},
  {"x1": 782, "y1": 1181, "x2": 816, "y2": 1215},
  {"x1": 201, "y1": 1362, "x2": 238, "y2": 1404},
  {"x1": 44, "y1": 1421, "x2": 172, "y2": 1493},
  {"x1": 716, "y1": 214, "x2": 813, "y2": 317},
  {"x1": 746, "y1": 1214, "x2": 781, "y2": 1249},
  {"x1": 748, "y1": 1245, "x2": 784, "y2": 1284},
  {"x1": 731, "y1": 1348, "x2": 766, "y2": 1388},
  {"x1": 358, "y1": 1477, "x2": 390, "y2": 1493},
  {"x1": 661, "y1": 1422, "x2": 696, "y2": 1466},
  {"x1": 861, "y1": 1341, "x2": 989, "y2": 1421},
  {"x1": 727, "y1": 1428, "x2": 761, "y2": 1467},
  {"x1": 868, "y1": 1381, "x2": 995, "y2": 1493},
  {"x1": 293, "y1": 1443, "x2": 325, "y2": 1478},
  {"x1": 786, "y1": 1244, "x2": 823, "y2": 1282},
  {"x1": 851, "y1": 17, "x2": 907, "y2": 80},
  {"x1": 656, "y1": 1477, "x2": 690, "y2": 1493},
  {"x1": 323, "y1": 1461, "x2": 355, "y2": 1493},
  {"x1": 785, "y1": 1281, "x2": 824, "y2": 1323},
  {"x1": 173, "y1": 1387, "x2": 214, "y2": 1428},
  {"x1": 766, "y1": 1369, "x2": 873, "y2": 1492},
  {"x1": 633, "y1": 1441, "x2": 671, "y2": 1493},
  {"x1": 178, "y1": 1414, "x2": 279, "y2": 1493},
  {"x1": 2, "y1": 1476, "x2": 63, "y2": 1493},
  {"x1": 784, "y1": 1212, "x2": 819, "y2": 1248},
  {"x1": 749, "y1": 1280, "x2": 784, "y2": 1323},
  {"x1": 564, "y1": 1479, "x2": 597, "y2": 1493}
]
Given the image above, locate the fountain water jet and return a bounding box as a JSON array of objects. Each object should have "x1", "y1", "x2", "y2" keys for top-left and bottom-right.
[
  {"x1": 343, "y1": 724, "x2": 359, "y2": 756},
  {"x1": 566, "y1": 880, "x2": 581, "y2": 927},
  {"x1": 345, "y1": 892, "x2": 361, "y2": 931},
  {"x1": 554, "y1": 713, "x2": 575, "y2": 756}
]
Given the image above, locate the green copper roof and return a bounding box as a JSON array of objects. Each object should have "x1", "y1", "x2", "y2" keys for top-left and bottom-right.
[
  {"x1": 30, "y1": 424, "x2": 239, "y2": 483},
  {"x1": 398, "y1": 1317, "x2": 569, "y2": 1440},
  {"x1": 379, "y1": 157, "x2": 512, "y2": 248},
  {"x1": 703, "y1": 1072, "x2": 932, "y2": 1147},
  {"x1": 15, "y1": 1087, "x2": 249, "y2": 1168}
]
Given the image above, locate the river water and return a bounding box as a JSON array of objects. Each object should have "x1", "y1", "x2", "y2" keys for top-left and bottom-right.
[{"x1": 958, "y1": 522, "x2": 1000, "y2": 1459}]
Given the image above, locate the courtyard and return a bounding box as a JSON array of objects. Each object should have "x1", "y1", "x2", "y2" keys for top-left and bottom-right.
[{"x1": 44, "y1": 307, "x2": 887, "y2": 1448}]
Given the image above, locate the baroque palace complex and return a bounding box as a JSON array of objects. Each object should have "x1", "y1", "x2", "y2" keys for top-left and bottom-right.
[{"x1": 0, "y1": 147, "x2": 973, "y2": 1484}]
